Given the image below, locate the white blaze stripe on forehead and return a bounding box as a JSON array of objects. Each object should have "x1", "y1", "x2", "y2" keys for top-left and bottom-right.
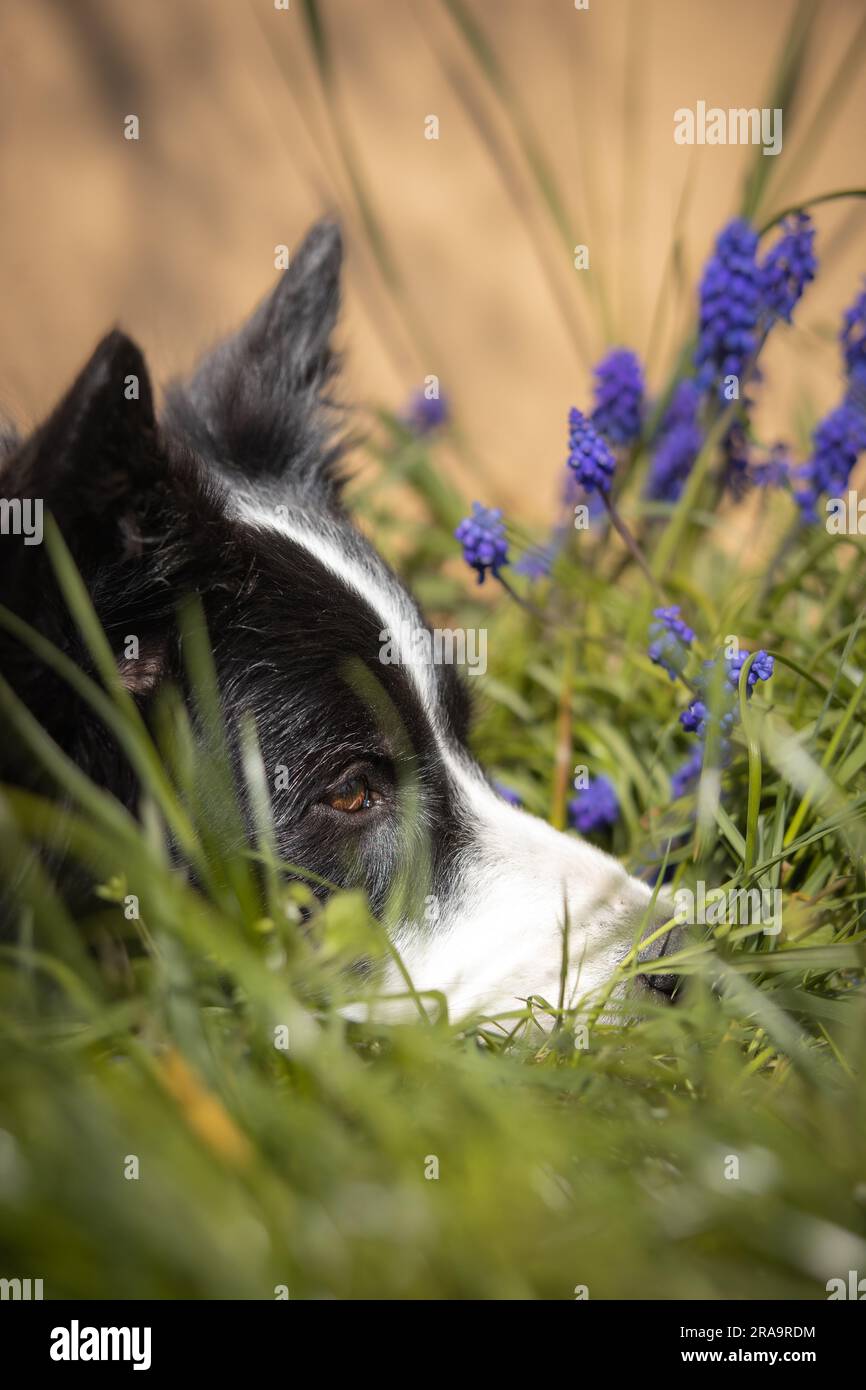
[
  {"x1": 236, "y1": 499, "x2": 443, "y2": 720},
  {"x1": 238, "y1": 499, "x2": 523, "y2": 821},
  {"x1": 237, "y1": 501, "x2": 537, "y2": 809}
]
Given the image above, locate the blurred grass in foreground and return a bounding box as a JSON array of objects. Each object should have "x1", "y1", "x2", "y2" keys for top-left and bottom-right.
[
  {"x1": 0, "y1": 0, "x2": 865, "y2": 1301},
  {"x1": 0, "y1": 387, "x2": 864, "y2": 1297}
]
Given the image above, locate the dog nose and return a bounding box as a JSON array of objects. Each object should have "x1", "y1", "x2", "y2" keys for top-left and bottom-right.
[
  {"x1": 637, "y1": 917, "x2": 684, "y2": 1000},
  {"x1": 642, "y1": 966, "x2": 680, "y2": 998}
]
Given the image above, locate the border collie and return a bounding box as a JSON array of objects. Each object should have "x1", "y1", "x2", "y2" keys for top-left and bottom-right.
[{"x1": 0, "y1": 222, "x2": 677, "y2": 1022}]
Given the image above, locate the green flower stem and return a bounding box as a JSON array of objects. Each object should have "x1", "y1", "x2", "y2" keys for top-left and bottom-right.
[{"x1": 601, "y1": 493, "x2": 663, "y2": 599}]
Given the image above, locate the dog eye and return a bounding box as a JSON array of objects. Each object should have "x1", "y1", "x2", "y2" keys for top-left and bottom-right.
[{"x1": 324, "y1": 775, "x2": 377, "y2": 814}]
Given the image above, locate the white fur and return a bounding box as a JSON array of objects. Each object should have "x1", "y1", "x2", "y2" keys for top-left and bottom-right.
[{"x1": 404, "y1": 745, "x2": 658, "y2": 1021}]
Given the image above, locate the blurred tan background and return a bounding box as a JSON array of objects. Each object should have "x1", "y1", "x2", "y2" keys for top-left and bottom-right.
[{"x1": 1, "y1": 0, "x2": 865, "y2": 516}]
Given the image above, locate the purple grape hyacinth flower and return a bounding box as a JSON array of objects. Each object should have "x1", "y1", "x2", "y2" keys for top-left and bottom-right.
[
  {"x1": 759, "y1": 212, "x2": 817, "y2": 323},
  {"x1": 647, "y1": 380, "x2": 702, "y2": 503},
  {"x1": 794, "y1": 282, "x2": 866, "y2": 521},
  {"x1": 847, "y1": 363, "x2": 866, "y2": 417},
  {"x1": 591, "y1": 348, "x2": 644, "y2": 447},
  {"x1": 403, "y1": 387, "x2": 449, "y2": 434},
  {"x1": 680, "y1": 699, "x2": 737, "y2": 741},
  {"x1": 569, "y1": 776, "x2": 619, "y2": 834},
  {"x1": 567, "y1": 408, "x2": 616, "y2": 495},
  {"x1": 797, "y1": 403, "x2": 866, "y2": 516},
  {"x1": 751, "y1": 442, "x2": 791, "y2": 488},
  {"x1": 513, "y1": 536, "x2": 560, "y2": 580},
  {"x1": 671, "y1": 747, "x2": 703, "y2": 799},
  {"x1": 727, "y1": 648, "x2": 775, "y2": 691},
  {"x1": 694, "y1": 219, "x2": 762, "y2": 399},
  {"x1": 841, "y1": 281, "x2": 866, "y2": 378},
  {"x1": 680, "y1": 649, "x2": 773, "y2": 738},
  {"x1": 454, "y1": 502, "x2": 509, "y2": 585},
  {"x1": 494, "y1": 780, "x2": 522, "y2": 808},
  {"x1": 648, "y1": 605, "x2": 695, "y2": 682},
  {"x1": 673, "y1": 648, "x2": 772, "y2": 798},
  {"x1": 680, "y1": 700, "x2": 708, "y2": 735}
]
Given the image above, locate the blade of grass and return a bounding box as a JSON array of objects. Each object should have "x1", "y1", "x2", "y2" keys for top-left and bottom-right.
[{"x1": 739, "y1": 0, "x2": 818, "y2": 222}]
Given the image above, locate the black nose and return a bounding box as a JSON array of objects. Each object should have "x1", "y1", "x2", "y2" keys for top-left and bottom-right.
[
  {"x1": 638, "y1": 920, "x2": 684, "y2": 1001},
  {"x1": 642, "y1": 969, "x2": 680, "y2": 998}
]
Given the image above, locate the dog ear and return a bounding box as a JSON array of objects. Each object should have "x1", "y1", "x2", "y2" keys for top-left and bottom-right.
[
  {"x1": 164, "y1": 220, "x2": 344, "y2": 502},
  {"x1": 0, "y1": 333, "x2": 181, "y2": 772},
  {"x1": 3, "y1": 329, "x2": 160, "y2": 569}
]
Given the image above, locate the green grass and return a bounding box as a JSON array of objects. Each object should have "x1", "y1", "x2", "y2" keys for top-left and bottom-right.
[
  {"x1": 1, "y1": 393, "x2": 865, "y2": 1299},
  {"x1": 2, "y1": 1, "x2": 866, "y2": 1302}
]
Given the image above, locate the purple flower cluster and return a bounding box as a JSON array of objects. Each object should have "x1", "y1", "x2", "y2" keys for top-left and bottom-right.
[
  {"x1": 494, "y1": 780, "x2": 522, "y2": 807},
  {"x1": 679, "y1": 699, "x2": 709, "y2": 735},
  {"x1": 679, "y1": 648, "x2": 773, "y2": 740},
  {"x1": 793, "y1": 283, "x2": 866, "y2": 519},
  {"x1": 841, "y1": 282, "x2": 866, "y2": 378},
  {"x1": 454, "y1": 502, "x2": 509, "y2": 584},
  {"x1": 796, "y1": 403, "x2": 866, "y2": 520},
  {"x1": 645, "y1": 213, "x2": 819, "y2": 506},
  {"x1": 591, "y1": 348, "x2": 644, "y2": 447},
  {"x1": 403, "y1": 387, "x2": 449, "y2": 434},
  {"x1": 567, "y1": 408, "x2": 616, "y2": 495},
  {"x1": 671, "y1": 746, "x2": 703, "y2": 799},
  {"x1": 670, "y1": 646, "x2": 772, "y2": 797},
  {"x1": 751, "y1": 442, "x2": 791, "y2": 488},
  {"x1": 513, "y1": 536, "x2": 560, "y2": 580},
  {"x1": 694, "y1": 219, "x2": 762, "y2": 399},
  {"x1": 759, "y1": 212, "x2": 817, "y2": 323},
  {"x1": 569, "y1": 776, "x2": 619, "y2": 834},
  {"x1": 848, "y1": 364, "x2": 866, "y2": 416},
  {"x1": 648, "y1": 605, "x2": 695, "y2": 682},
  {"x1": 728, "y1": 648, "x2": 775, "y2": 691},
  {"x1": 647, "y1": 380, "x2": 702, "y2": 503}
]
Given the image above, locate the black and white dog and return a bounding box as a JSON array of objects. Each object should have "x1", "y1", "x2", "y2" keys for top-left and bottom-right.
[{"x1": 0, "y1": 222, "x2": 676, "y2": 1020}]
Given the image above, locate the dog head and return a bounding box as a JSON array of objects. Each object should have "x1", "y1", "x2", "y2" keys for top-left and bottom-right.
[{"x1": 0, "y1": 222, "x2": 677, "y2": 1021}]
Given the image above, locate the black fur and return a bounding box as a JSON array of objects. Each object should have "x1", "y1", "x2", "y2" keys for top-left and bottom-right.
[
  {"x1": 0, "y1": 221, "x2": 472, "y2": 922},
  {"x1": 164, "y1": 221, "x2": 345, "y2": 505}
]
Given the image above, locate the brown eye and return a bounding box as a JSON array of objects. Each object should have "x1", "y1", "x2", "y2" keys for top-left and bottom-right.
[{"x1": 325, "y1": 775, "x2": 374, "y2": 814}]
